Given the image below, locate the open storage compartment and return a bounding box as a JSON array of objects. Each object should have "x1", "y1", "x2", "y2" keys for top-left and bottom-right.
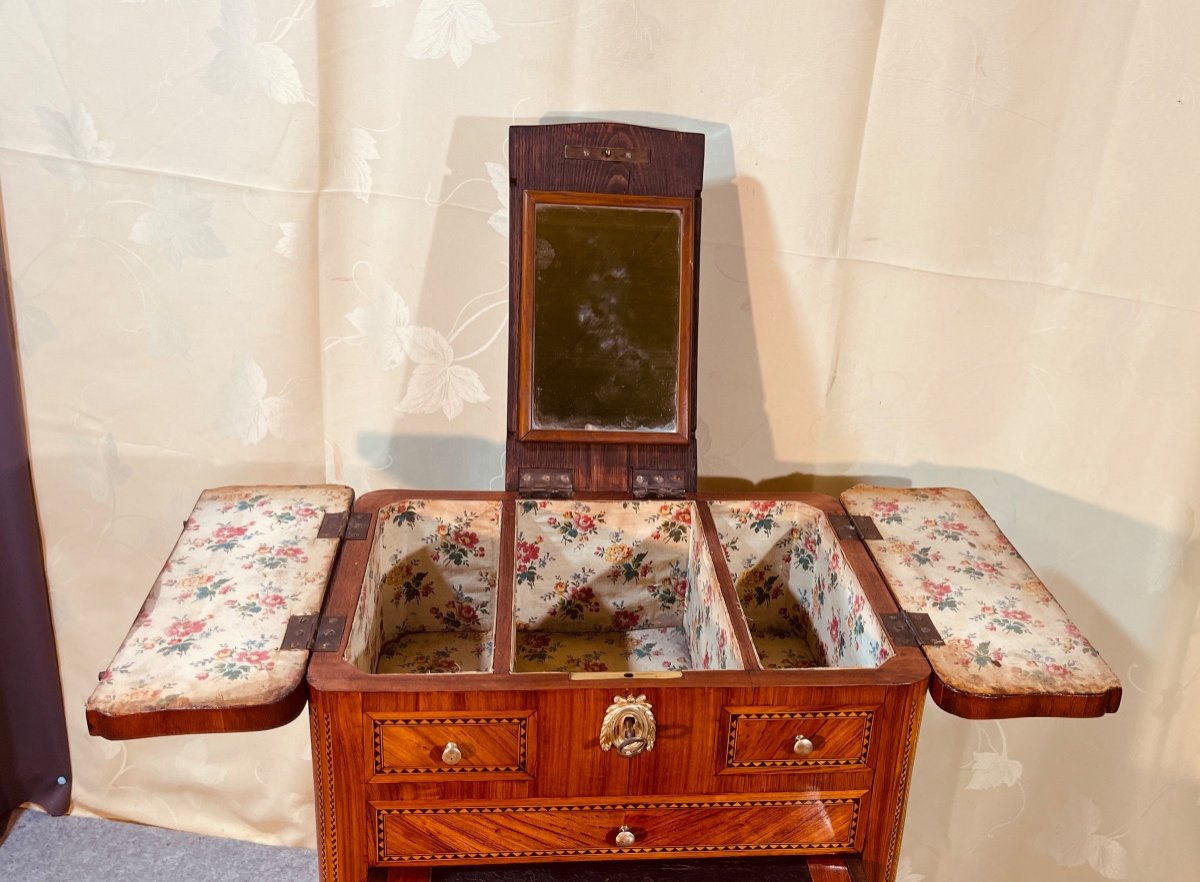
[
  {"x1": 512, "y1": 499, "x2": 741, "y2": 673},
  {"x1": 345, "y1": 498, "x2": 500, "y2": 675},
  {"x1": 342, "y1": 495, "x2": 902, "y2": 679},
  {"x1": 710, "y1": 500, "x2": 894, "y2": 671}
]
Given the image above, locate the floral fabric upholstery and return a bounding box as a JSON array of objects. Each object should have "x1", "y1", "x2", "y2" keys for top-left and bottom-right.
[
  {"x1": 748, "y1": 632, "x2": 825, "y2": 669},
  {"x1": 347, "y1": 499, "x2": 500, "y2": 674},
  {"x1": 513, "y1": 628, "x2": 693, "y2": 673},
  {"x1": 377, "y1": 630, "x2": 495, "y2": 675},
  {"x1": 512, "y1": 500, "x2": 741, "y2": 673},
  {"x1": 840, "y1": 486, "x2": 1122, "y2": 697},
  {"x1": 514, "y1": 500, "x2": 693, "y2": 633},
  {"x1": 685, "y1": 519, "x2": 744, "y2": 670},
  {"x1": 87, "y1": 485, "x2": 353, "y2": 717},
  {"x1": 710, "y1": 500, "x2": 894, "y2": 669}
]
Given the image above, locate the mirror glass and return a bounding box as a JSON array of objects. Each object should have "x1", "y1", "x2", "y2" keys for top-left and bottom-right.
[{"x1": 530, "y1": 203, "x2": 683, "y2": 433}]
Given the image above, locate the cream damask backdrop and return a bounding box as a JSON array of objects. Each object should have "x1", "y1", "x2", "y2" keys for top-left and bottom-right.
[{"x1": 1, "y1": 1, "x2": 1197, "y2": 880}]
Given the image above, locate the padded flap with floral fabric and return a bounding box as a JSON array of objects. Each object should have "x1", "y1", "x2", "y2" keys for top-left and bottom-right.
[
  {"x1": 840, "y1": 486, "x2": 1121, "y2": 718},
  {"x1": 87, "y1": 485, "x2": 353, "y2": 734}
]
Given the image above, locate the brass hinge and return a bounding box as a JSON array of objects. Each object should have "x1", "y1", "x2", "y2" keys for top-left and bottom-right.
[
  {"x1": 828, "y1": 514, "x2": 882, "y2": 542},
  {"x1": 564, "y1": 144, "x2": 650, "y2": 164},
  {"x1": 882, "y1": 611, "x2": 945, "y2": 648},
  {"x1": 280, "y1": 614, "x2": 347, "y2": 652},
  {"x1": 631, "y1": 469, "x2": 686, "y2": 499},
  {"x1": 518, "y1": 469, "x2": 574, "y2": 498}
]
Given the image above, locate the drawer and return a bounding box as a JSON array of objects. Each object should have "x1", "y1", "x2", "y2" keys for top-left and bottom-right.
[
  {"x1": 723, "y1": 708, "x2": 873, "y2": 772},
  {"x1": 367, "y1": 711, "x2": 533, "y2": 780},
  {"x1": 372, "y1": 794, "x2": 862, "y2": 863}
]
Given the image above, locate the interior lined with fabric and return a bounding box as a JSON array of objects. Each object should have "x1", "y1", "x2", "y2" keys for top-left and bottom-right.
[
  {"x1": 511, "y1": 499, "x2": 743, "y2": 673},
  {"x1": 345, "y1": 497, "x2": 894, "y2": 676},
  {"x1": 709, "y1": 500, "x2": 895, "y2": 669},
  {"x1": 345, "y1": 499, "x2": 500, "y2": 674}
]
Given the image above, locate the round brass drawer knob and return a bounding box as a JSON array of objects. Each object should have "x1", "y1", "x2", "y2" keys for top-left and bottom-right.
[
  {"x1": 441, "y1": 742, "x2": 463, "y2": 765},
  {"x1": 615, "y1": 826, "x2": 636, "y2": 847},
  {"x1": 793, "y1": 735, "x2": 814, "y2": 757}
]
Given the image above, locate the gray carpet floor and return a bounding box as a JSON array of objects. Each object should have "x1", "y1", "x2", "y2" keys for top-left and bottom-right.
[{"x1": 0, "y1": 810, "x2": 317, "y2": 881}]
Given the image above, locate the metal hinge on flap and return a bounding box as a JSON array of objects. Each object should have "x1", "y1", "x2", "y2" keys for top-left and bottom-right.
[
  {"x1": 631, "y1": 470, "x2": 686, "y2": 499},
  {"x1": 280, "y1": 615, "x2": 316, "y2": 651},
  {"x1": 345, "y1": 512, "x2": 372, "y2": 540},
  {"x1": 281, "y1": 614, "x2": 347, "y2": 652},
  {"x1": 882, "y1": 611, "x2": 944, "y2": 648},
  {"x1": 519, "y1": 469, "x2": 574, "y2": 498},
  {"x1": 317, "y1": 511, "x2": 348, "y2": 539},
  {"x1": 318, "y1": 510, "x2": 371, "y2": 540},
  {"x1": 828, "y1": 514, "x2": 883, "y2": 542},
  {"x1": 313, "y1": 616, "x2": 346, "y2": 651}
]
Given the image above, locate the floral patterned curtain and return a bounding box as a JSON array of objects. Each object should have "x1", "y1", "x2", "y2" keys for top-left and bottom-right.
[{"x1": 1, "y1": 2, "x2": 1198, "y2": 880}]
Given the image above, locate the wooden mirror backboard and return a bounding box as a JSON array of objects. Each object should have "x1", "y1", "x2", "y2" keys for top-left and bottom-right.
[{"x1": 505, "y1": 123, "x2": 705, "y2": 494}]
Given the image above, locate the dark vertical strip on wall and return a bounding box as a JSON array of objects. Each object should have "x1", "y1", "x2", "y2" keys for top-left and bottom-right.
[{"x1": 0, "y1": 190, "x2": 72, "y2": 822}]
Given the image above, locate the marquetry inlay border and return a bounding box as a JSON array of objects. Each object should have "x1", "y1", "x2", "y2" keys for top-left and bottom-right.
[
  {"x1": 370, "y1": 714, "x2": 530, "y2": 776},
  {"x1": 311, "y1": 710, "x2": 338, "y2": 882},
  {"x1": 373, "y1": 797, "x2": 861, "y2": 862},
  {"x1": 725, "y1": 709, "x2": 874, "y2": 769},
  {"x1": 885, "y1": 697, "x2": 924, "y2": 882}
]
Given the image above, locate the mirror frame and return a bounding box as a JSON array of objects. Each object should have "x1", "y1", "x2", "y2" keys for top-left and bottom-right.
[{"x1": 516, "y1": 189, "x2": 695, "y2": 445}]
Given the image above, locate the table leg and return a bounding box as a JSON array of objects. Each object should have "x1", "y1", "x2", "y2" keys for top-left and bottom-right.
[{"x1": 806, "y1": 856, "x2": 866, "y2": 882}]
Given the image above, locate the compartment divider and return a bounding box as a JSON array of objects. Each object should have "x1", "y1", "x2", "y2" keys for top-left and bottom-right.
[
  {"x1": 695, "y1": 501, "x2": 763, "y2": 672},
  {"x1": 493, "y1": 498, "x2": 517, "y2": 675}
]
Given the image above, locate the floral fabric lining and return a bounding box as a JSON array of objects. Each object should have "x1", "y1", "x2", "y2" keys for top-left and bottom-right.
[
  {"x1": 347, "y1": 499, "x2": 500, "y2": 674},
  {"x1": 351, "y1": 497, "x2": 891, "y2": 675},
  {"x1": 377, "y1": 630, "x2": 495, "y2": 675},
  {"x1": 514, "y1": 500, "x2": 693, "y2": 633},
  {"x1": 512, "y1": 500, "x2": 740, "y2": 673},
  {"x1": 750, "y1": 632, "x2": 825, "y2": 669},
  {"x1": 710, "y1": 500, "x2": 893, "y2": 669},
  {"x1": 685, "y1": 517, "x2": 744, "y2": 670},
  {"x1": 840, "y1": 486, "x2": 1121, "y2": 696},
  {"x1": 513, "y1": 627, "x2": 692, "y2": 673},
  {"x1": 86, "y1": 485, "x2": 353, "y2": 717}
]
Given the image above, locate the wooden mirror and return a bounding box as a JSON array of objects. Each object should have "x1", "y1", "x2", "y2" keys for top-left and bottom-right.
[{"x1": 517, "y1": 190, "x2": 694, "y2": 444}]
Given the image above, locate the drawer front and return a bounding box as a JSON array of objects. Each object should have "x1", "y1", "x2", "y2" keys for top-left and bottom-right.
[
  {"x1": 724, "y1": 709, "x2": 873, "y2": 772},
  {"x1": 373, "y1": 795, "x2": 861, "y2": 863},
  {"x1": 368, "y1": 712, "x2": 533, "y2": 780}
]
